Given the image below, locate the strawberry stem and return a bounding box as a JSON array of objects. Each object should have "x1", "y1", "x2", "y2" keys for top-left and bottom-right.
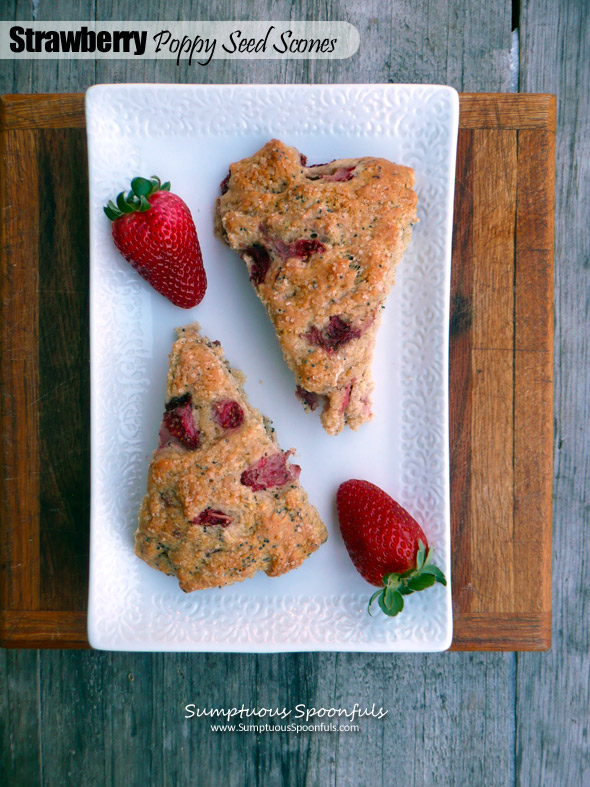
[
  {"x1": 103, "y1": 176, "x2": 170, "y2": 221},
  {"x1": 367, "y1": 542, "x2": 447, "y2": 618}
]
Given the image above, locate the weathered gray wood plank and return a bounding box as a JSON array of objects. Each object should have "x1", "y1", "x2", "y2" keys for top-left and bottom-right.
[
  {"x1": 0, "y1": 0, "x2": 97, "y2": 94},
  {"x1": 517, "y1": 1, "x2": 590, "y2": 785},
  {"x1": 0, "y1": 649, "x2": 41, "y2": 784},
  {"x1": 0, "y1": 0, "x2": 514, "y2": 92},
  {"x1": 5, "y1": 0, "x2": 580, "y2": 785},
  {"x1": 2, "y1": 650, "x2": 515, "y2": 786}
]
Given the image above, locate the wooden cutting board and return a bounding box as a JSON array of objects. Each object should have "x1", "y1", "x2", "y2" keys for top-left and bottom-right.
[{"x1": 0, "y1": 93, "x2": 555, "y2": 650}]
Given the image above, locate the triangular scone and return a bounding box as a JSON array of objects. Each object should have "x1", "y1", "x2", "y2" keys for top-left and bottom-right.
[
  {"x1": 215, "y1": 139, "x2": 418, "y2": 435},
  {"x1": 135, "y1": 323, "x2": 327, "y2": 592}
]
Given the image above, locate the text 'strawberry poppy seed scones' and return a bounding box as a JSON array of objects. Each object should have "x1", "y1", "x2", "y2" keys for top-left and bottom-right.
[
  {"x1": 135, "y1": 324, "x2": 327, "y2": 591},
  {"x1": 214, "y1": 139, "x2": 418, "y2": 435}
]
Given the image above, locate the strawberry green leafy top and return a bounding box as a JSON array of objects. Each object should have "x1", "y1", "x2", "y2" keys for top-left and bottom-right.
[{"x1": 104, "y1": 176, "x2": 170, "y2": 220}]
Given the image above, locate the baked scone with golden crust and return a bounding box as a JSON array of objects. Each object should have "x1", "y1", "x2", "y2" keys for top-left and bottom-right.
[
  {"x1": 135, "y1": 323, "x2": 327, "y2": 592},
  {"x1": 215, "y1": 139, "x2": 418, "y2": 435}
]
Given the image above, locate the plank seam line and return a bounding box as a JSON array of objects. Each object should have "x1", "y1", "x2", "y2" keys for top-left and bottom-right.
[
  {"x1": 37, "y1": 650, "x2": 44, "y2": 786},
  {"x1": 514, "y1": 651, "x2": 520, "y2": 784},
  {"x1": 513, "y1": 129, "x2": 519, "y2": 560}
]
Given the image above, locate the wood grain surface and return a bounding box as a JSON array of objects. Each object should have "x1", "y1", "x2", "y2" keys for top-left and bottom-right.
[
  {"x1": 1, "y1": 0, "x2": 588, "y2": 785},
  {"x1": 516, "y1": 1, "x2": 589, "y2": 785},
  {"x1": 0, "y1": 91, "x2": 555, "y2": 652}
]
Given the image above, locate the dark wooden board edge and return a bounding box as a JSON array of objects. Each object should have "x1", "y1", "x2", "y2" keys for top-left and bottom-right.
[
  {"x1": 36, "y1": 127, "x2": 91, "y2": 610},
  {"x1": 0, "y1": 611, "x2": 551, "y2": 651},
  {"x1": 0, "y1": 92, "x2": 557, "y2": 131},
  {"x1": 513, "y1": 127, "x2": 555, "y2": 625},
  {"x1": 0, "y1": 126, "x2": 41, "y2": 614},
  {"x1": 460, "y1": 93, "x2": 556, "y2": 129},
  {"x1": 0, "y1": 93, "x2": 86, "y2": 130},
  {"x1": 0, "y1": 92, "x2": 555, "y2": 651},
  {"x1": 451, "y1": 613, "x2": 551, "y2": 651},
  {"x1": 449, "y1": 129, "x2": 474, "y2": 612},
  {"x1": 0, "y1": 611, "x2": 89, "y2": 649}
]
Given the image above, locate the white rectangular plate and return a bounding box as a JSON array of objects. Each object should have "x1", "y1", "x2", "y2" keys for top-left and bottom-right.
[{"x1": 86, "y1": 83, "x2": 458, "y2": 652}]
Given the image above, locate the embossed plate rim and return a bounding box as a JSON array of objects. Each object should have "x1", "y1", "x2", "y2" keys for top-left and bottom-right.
[{"x1": 86, "y1": 83, "x2": 458, "y2": 652}]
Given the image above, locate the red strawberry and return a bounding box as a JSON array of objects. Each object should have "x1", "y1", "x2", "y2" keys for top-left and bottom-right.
[
  {"x1": 161, "y1": 393, "x2": 201, "y2": 450},
  {"x1": 241, "y1": 451, "x2": 301, "y2": 492},
  {"x1": 104, "y1": 176, "x2": 207, "y2": 308},
  {"x1": 193, "y1": 509, "x2": 233, "y2": 528},
  {"x1": 212, "y1": 400, "x2": 244, "y2": 430},
  {"x1": 336, "y1": 480, "x2": 447, "y2": 617}
]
